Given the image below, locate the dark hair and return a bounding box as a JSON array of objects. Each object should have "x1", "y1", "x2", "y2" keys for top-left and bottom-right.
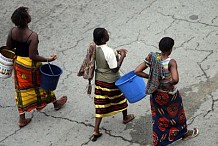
[
  {"x1": 11, "y1": 6, "x2": 31, "y2": 28},
  {"x1": 93, "y1": 28, "x2": 107, "y2": 44},
  {"x1": 159, "y1": 37, "x2": 174, "y2": 52}
]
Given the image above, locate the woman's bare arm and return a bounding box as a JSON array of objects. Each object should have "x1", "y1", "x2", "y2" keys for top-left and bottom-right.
[
  {"x1": 29, "y1": 32, "x2": 56, "y2": 62},
  {"x1": 6, "y1": 29, "x2": 14, "y2": 50},
  {"x1": 168, "y1": 59, "x2": 179, "y2": 85},
  {"x1": 111, "y1": 49, "x2": 127, "y2": 73},
  {"x1": 134, "y1": 62, "x2": 149, "y2": 79}
]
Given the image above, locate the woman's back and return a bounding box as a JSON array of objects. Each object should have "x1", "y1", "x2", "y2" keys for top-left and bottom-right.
[
  {"x1": 95, "y1": 45, "x2": 120, "y2": 82},
  {"x1": 159, "y1": 58, "x2": 175, "y2": 92},
  {"x1": 11, "y1": 27, "x2": 33, "y2": 57}
]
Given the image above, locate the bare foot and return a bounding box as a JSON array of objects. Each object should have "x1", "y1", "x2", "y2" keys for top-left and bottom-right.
[{"x1": 53, "y1": 96, "x2": 67, "y2": 111}]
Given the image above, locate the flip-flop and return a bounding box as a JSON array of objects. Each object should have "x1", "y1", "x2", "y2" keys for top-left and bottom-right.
[
  {"x1": 18, "y1": 118, "x2": 31, "y2": 128},
  {"x1": 54, "y1": 96, "x2": 67, "y2": 111},
  {"x1": 182, "y1": 128, "x2": 199, "y2": 141},
  {"x1": 123, "y1": 114, "x2": 135, "y2": 124},
  {"x1": 91, "y1": 133, "x2": 102, "y2": 142}
]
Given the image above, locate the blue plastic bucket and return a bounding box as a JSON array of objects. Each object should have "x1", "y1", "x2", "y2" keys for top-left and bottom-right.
[
  {"x1": 40, "y1": 64, "x2": 63, "y2": 91},
  {"x1": 115, "y1": 70, "x2": 146, "y2": 103}
]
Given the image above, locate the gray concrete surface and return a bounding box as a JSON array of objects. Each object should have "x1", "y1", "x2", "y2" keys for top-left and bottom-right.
[{"x1": 0, "y1": 0, "x2": 218, "y2": 146}]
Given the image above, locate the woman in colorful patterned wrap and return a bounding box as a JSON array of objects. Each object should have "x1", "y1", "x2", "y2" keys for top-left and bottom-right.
[
  {"x1": 134, "y1": 37, "x2": 199, "y2": 145},
  {"x1": 5, "y1": 6, "x2": 67, "y2": 128}
]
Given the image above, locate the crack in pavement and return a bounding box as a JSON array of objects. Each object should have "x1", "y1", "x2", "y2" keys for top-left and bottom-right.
[
  {"x1": 180, "y1": 72, "x2": 218, "y2": 120},
  {"x1": 175, "y1": 37, "x2": 195, "y2": 49},
  {"x1": 0, "y1": 105, "x2": 16, "y2": 108},
  {"x1": 203, "y1": 93, "x2": 218, "y2": 119},
  {"x1": 125, "y1": 0, "x2": 158, "y2": 24},
  {"x1": 0, "y1": 129, "x2": 21, "y2": 143},
  {"x1": 187, "y1": 113, "x2": 203, "y2": 125},
  {"x1": 176, "y1": 36, "x2": 214, "y2": 80},
  {"x1": 157, "y1": 12, "x2": 218, "y2": 28},
  {"x1": 196, "y1": 50, "x2": 214, "y2": 80},
  {"x1": 155, "y1": 19, "x2": 177, "y2": 35},
  {"x1": 0, "y1": 111, "x2": 35, "y2": 143},
  {"x1": 187, "y1": 90, "x2": 218, "y2": 124},
  {"x1": 39, "y1": 111, "x2": 138, "y2": 145}
]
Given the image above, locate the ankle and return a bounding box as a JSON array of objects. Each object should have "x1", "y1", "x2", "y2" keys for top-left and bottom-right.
[
  {"x1": 123, "y1": 115, "x2": 128, "y2": 120},
  {"x1": 93, "y1": 131, "x2": 100, "y2": 135},
  {"x1": 53, "y1": 101, "x2": 58, "y2": 107}
]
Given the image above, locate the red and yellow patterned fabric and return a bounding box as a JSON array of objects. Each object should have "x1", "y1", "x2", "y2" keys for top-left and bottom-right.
[{"x1": 14, "y1": 56, "x2": 56, "y2": 114}]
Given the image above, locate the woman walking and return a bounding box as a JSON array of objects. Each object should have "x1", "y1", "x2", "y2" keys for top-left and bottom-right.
[
  {"x1": 5, "y1": 6, "x2": 67, "y2": 128},
  {"x1": 91, "y1": 28, "x2": 135, "y2": 141},
  {"x1": 134, "y1": 37, "x2": 199, "y2": 145}
]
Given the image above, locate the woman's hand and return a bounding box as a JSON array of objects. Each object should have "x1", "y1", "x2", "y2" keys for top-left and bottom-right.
[
  {"x1": 134, "y1": 62, "x2": 149, "y2": 78},
  {"x1": 47, "y1": 54, "x2": 57, "y2": 62},
  {"x1": 161, "y1": 82, "x2": 174, "y2": 91},
  {"x1": 117, "y1": 49, "x2": 128, "y2": 57}
]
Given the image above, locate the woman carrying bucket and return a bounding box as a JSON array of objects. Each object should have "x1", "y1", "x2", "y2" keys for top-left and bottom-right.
[
  {"x1": 4, "y1": 6, "x2": 67, "y2": 128},
  {"x1": 134, "y1": 37, "x2": 199, "y2": 145},
  {"x1": 90, "y1": 28, "x2": 135, "y2": 141}
]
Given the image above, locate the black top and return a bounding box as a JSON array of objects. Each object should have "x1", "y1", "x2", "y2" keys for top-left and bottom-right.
[{"x1": 11, "y1": 29, "x2": 33, "y2": 57}]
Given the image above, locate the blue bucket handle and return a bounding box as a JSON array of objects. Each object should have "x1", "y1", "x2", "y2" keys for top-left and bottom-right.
[{"x1": 47, "y1": 60, "x2": 54, "y2": 75}]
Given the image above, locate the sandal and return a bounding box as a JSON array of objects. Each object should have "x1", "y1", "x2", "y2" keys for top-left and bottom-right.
[
  {"x1": 54, "y1": 96, "x2": 67, "y2": 111},
  {"x1": 91, "y1": 133, "x2": 102, "y2": 142},
  {"x1": 182, "y1": 128, "x2": 199, "y2": 141},
  {"x1": 18, "y1": 118, "x2": 31, "y2": 128},
  {"x1": 123, "y1": 114, "x2": 135, "y2": 124}
]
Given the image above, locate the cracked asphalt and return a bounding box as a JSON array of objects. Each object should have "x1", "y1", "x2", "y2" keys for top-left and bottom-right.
[{"x1": 0, "y1": 0, "x2": 218, "y2": 146}]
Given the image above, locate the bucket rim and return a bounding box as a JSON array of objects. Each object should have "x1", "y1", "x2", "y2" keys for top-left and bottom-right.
[
  {"x1": 0, "y1": 61, "x2": 14, "y2": 68},
  {"x1": 40, "y1": 64, "x2": 63, "y2": 77},
  {"x1": 115, "y1": 71, "x2": 137, "y2": 86},
  {"x1": 0, "y1": 48, "x2": 15, "y2": 58}
]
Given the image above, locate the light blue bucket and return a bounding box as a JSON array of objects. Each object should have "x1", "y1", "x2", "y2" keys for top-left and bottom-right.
[{"x1": 115, "y1": 70, "x2": 146, "y2": 103}]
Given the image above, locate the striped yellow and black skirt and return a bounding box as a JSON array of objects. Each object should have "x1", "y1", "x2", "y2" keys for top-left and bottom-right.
[
  {"x1": 14, "y1": 56, "x2": 56, "y2": 114},
  {"x1": 94, "y1": 80, "x2": 128, "y2": 118}
]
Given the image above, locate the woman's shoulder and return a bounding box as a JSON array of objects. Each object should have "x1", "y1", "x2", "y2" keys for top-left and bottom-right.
[
  {"x1": 145, "y1": 51, "x2": 159, "y2": 59},
  {"x1": 29, "y1": 30, "x2": 38, "y2": 36},
  {"x1": 169, "y1": 58, "x2": 177, "y2": 67},
  {"x1": 169, "y1": 58, "x2": 177, "y2": 63},
  {"x1": 28, "y1": 30, "x2": 38, "y2": 40},
  {"x1": 100, "y1": 44, "x2": 112, "y2": 50}
]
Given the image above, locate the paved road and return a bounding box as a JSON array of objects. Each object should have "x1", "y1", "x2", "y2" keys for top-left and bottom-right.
[{"x1": 0, "y1": 0, "x2": 218, "y2": 146}]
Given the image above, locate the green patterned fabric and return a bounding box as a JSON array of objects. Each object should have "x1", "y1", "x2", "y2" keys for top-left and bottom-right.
[{"x1": 145, "y1": 52, "x2": 165, "y2": 94}]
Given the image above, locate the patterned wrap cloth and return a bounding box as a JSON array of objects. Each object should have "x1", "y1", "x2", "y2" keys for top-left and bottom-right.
[
  {"x1": 77, "y1": 42, "x2": 96, "y2": 80},
  {"x1": 77, "y1": 42, "x2": 96, "y2": 94},
  {"x1": 14, "y1": 56, "x2": 56, "y2": 114},
  {"x1": 145, "y1": 52, "x2": 187, "y2": 146},
  {"x1": 145, "y1": 52, "x2": 165, "y2": 94}
]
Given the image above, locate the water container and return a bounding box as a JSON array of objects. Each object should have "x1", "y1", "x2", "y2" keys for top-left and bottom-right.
[
  {"x1": 40, "y1": 63, "x2": 63, "y2": 91},
  {"x1": 115, "y1": 70, "x2": 146, "y2": 103},
  {"x1": 0, "y1": 47, "x2": 15, "y2": 79}
]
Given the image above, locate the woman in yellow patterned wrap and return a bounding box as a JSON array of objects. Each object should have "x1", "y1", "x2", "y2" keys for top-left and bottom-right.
[{"x1": 4, "y1": 6, "x2": 67, "y2": 128}]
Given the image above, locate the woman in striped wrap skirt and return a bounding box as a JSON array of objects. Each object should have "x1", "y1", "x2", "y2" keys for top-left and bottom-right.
[{"x1": 91, "y1": 28, "x2": 135, "y2": 141}]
